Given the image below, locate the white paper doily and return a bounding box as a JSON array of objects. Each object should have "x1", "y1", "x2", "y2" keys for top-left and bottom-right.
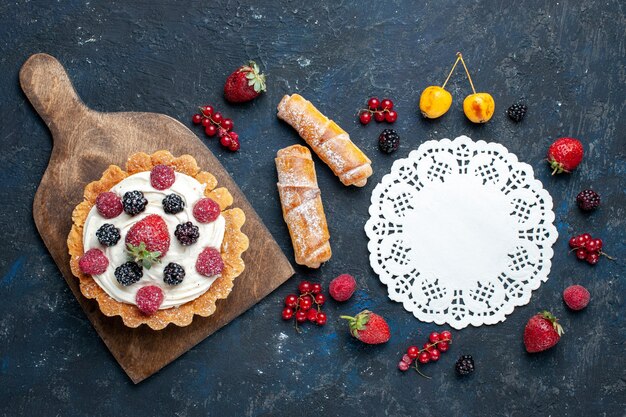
[{"x1": 365, "y1": 136, "x2": 558, "y2": 329}]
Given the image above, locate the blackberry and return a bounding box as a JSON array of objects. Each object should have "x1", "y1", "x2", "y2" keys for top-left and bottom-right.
[
  {"x1": 122, "y1": 190, "x2": 148, "y2": 216},
  {"x1": 162, "y1": 193, "x2": 185, "y2": 214},
  {"x1": 114, "y1": 261, "x2": 143, "y2": 286},
  {"x1": 455, "y1": 355, "x2": 475, "y2": 376},
  {"x1": 576, "y1": 189, "x2": 600, "y2": 211},
  {"x1": 506, "y1": 101, "x2": 527, "y2": 122},
  {"x1": 175, "y1": 222, "x2": 200, "y2": 245},
  {"x1": 96, "y1": 223, "x2": 121, "y2": 247},
  {"x1": 163, "y1": 262, "x2": 185, "y2": 285},
  {"x1": 378, "y1": 129, "x2": 400, "y2": 154}
]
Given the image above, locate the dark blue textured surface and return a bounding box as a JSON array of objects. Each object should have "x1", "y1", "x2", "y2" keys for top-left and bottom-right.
[{"x1": 1, "y1": 1, "x2": 625, "y2": 416}]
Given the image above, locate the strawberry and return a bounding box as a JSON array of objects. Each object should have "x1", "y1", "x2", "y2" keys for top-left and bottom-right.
[
  {"x1": 125, "y1": 214, "x2": 170, "y2": 268},
  {"x1": 523, "y1": 311, "x2": 564, "y2": 353},
  {"x1": 224, "y1": 61, "x2": 266, "y2": 103},
  {"x1": 340, "y1": 310, "x2": 390, "y2": 344},
  {"x1": 547, "y1": 137, "x2": 583, "y2": 174}
]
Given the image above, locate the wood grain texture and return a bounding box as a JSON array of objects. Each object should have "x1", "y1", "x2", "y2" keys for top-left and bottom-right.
[{"x1": 19, "y1": 53, "x2": 294, "y2": 384}]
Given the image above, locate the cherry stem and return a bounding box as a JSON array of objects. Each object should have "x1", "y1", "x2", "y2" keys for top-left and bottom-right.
[
  {"x1": 457, "y1": 52, "x2": 477, "y2": 95},
  {"x1": 441, "y1": 55, "x2": 461, "y2": 90}
]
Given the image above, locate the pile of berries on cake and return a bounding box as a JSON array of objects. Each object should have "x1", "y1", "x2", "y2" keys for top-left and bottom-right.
[{"x1": 78, "y1": 164, "x2": 224, "y2": 315}]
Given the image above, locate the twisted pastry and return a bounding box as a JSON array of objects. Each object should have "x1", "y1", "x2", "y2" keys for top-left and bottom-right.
[
  {"x1": 275, "y1": 145, "x2": 332, "y2": 268},
  {"x1": 277, "y1": 94, "x2": 373, "y2": 187}
]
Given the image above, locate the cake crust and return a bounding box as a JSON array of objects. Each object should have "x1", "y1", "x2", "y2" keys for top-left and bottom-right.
[{"x1": 67, "y1": 151, "x2": 249, "y2": 330}]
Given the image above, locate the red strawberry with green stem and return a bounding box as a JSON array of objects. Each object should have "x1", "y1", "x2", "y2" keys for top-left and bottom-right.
[
  {"x1": 224, "y1": 61, "x2": 266, "y2": 103},
  {"x1": 523, "y1": 311, "x2": 564, "y2": 353},
  {"x1": 125, "y1": 214, "x2": 170, "y2": 268},
  {"x1": 547, "y1": 137, "x2": 583, "y2": 175},
  {"x1": 341, "y1": 310, "x2": 391, "y2": 344}
]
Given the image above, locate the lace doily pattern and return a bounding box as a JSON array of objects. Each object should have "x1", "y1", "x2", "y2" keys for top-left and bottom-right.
[{"x1": 365, "y1": 136, "x2": 558, "y2": 329}]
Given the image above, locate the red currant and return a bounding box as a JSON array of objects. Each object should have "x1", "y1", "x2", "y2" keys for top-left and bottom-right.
[
  {"x1": 575, "y1": 248, "x2": 588, "y2": 260},
  {"x1": 592, "y1": 238, "x2": 602, "y2": 251},
  {"x1": 316, "y1": 312, "x2": 327, "y2": 326},
  {"x1": 222, "y1": 118, "x2": 234, "y2": 131},
  {"x1": 282, "y1": 307, "x2": 293, "y2": 320},
  {"x1": 314, "y1": 293, "x2": 326, "y2": 306},
  {"x1": 298, "y1": 296, "x2": 312, "y2": 311},
  {"x1": 429, "y1": 349, "x2": 440, "y2": 361},
  {"x1": 373, "y1": 111, "x2": 385, "y2": 122},
  {"x1": 295, "y1": 310, "x2": 307, "y2": 323},
  {"x1": 438, "y1": 341, "x2": 449, "y2": 352},
  {"x1": 569, "y1": 236, "x2": 579, "y2": 248},
  {"x1": 201, "y1": 117, "x2": 211, "y2": 127},
  {"x1": 385, "y1": 110, "x2": 398, "y2": 123},
  {"x1": 228, "y1": 138, "x2": 240, "y2": 152},
  {"x1": 418, "y1": 351, "x2": 430, "y2": 364},
  {"x1": 423, "y1": 343, "x2": 433, "y2": 352},
  {"x1": 285, "y1": 294, "x2": 298, "y2": 308},
  {"x1": 574, "y1": 235, "x2": 586, "y2": 247},
  {"x1": 298, "y1": 281, "x2": 311, "y2": 294},
  {"x1": 368, "y1": 97, "x2": 380, "y2": 109},
  {"x1": 428, "y1": 332, "x2": 440, "y2": 343},
  {"x1": 307, "y1": 309, "x2": 318, "y2": 322},
  {"x1": 581, "y1": 233, "x2": 592, "y2": 242},
  {"x1": 219, "y1": 135, "x2": 231, "y2": 148},
  {"x1": 407, "y1": 346, "x2": 419, "y2": 359},
  {"x1": 398, "y1": 361, "x2": 410, "y2": 371},
  {"x1": 192, "y1": 114, "x2": 203, "y2": 124},
  {"x1": 440, "y1": 330, "x2": 452, "y2": 342},
  {"x1": 311, "y1": 283, "x2": 322, "y2": 294},
  {"x1": 359, "y1": 111, "x2": 372, "y2": 125},
  {"x1": 380, "y1": 99, "x2": 393, "y2": 110},
  {"x1": 402, "y1": 354, "x2": 413, "y2": 364},
  {"x1": 205, "y1": 124, "x2": 217, "y2": 137},
  {"x1": 201, "y1": 105, "x2": 214, "y2": 116},
  {"x1": 584, "y1": 239, "x2": 599, "y2": 252},
  {"x1": 212, "y1": 112, "x2": 223, "y2": 124},
  {"x1": 586, "y1": 252, "x2": 599, "y2": 265}
]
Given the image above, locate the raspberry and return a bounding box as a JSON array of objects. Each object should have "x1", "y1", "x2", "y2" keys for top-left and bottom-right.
[
  {"x1": 196, "y1": 247, "x2": 224, "y2": 277},
  {"x1": 175, "y1": 222, "x2": 200, "y2": 245},
  {"x1": 78, "y1": 248, "x2": 109, "y2": 275},
  {"x1": 95, "y1": 192, "x2": 123, "y2": 219},
  {"x1": 122, "y1": 190, "x2": 148, "y2": 216},
  {"x1": 162, "y1": 193, "x2": 185, "y2": 214},
  {"x1": 96, "y1": 223, "x2": 121, "y2": 247},
  {"x1": 115, "y1": 261, "x2": 143, "y2": 286},
  {"x1": 150, "y1": 164, "x2": 176, "y2": 190},
  {"x1": 329, "y1": 274, "x2": 357, "y2": 302},
  {"x1": 576, "y1": 189, "x2": 601, "y2": 211},
  {"x1": 563, "y1": 285, "x2": 590, "y2": 311},
  {"x1": 378, "y1": 129, "x2": 400, "y2": 154},
  {"x1": 135, "y1": 285, "x2": 164, "y2": 315},
  {"x1": 193, "y1": 198, "x2": 221, "y2": 223},
  {"x1": 163, "y1": 262, "x2": 185, "y2": 286}
]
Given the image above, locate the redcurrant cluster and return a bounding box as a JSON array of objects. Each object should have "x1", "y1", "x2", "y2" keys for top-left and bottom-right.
[
  {"x1": 192, "y1": 105, "x2": 240, "y2": 151},
  {"x1": 398, "y1": 331, "x2": 452, "y2": 378},
  {"x1": 359, "y1": 97, "x2": 397, "y2": 125},
  {"x1": 282, "y1": 281, "x2": 327, "y2": 330},
  {"x1": 569, "y1": 233, "x2": 614, "y2": 265}
]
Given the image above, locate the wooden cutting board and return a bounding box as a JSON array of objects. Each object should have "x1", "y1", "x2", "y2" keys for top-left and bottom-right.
[{"x1": 20, "y1": 53, "x2": 294, "y2": 383}]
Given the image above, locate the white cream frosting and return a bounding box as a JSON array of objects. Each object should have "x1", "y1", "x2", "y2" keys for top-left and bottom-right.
[{"x1": 83, "y1": 171, "x2": 225, "y2": 309}]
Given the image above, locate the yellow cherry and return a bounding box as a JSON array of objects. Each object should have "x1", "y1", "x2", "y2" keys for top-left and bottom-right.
[
  {"x1": 419, "y1": 54, "x2": 462, "y2": 119},
  {"x1": 420, "y1": 86, "x2": 452, "y2": 119},
  {"x1": 463, "y1": 93, "x2": 495, "y2": 123},
  {"x1": 456, "y1": 53, "x2": 496, "y2": 124}
]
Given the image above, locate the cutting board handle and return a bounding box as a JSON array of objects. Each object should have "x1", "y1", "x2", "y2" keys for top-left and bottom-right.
[{"x1": 20, "y1": 53, "x2": 90, "y2": 132}]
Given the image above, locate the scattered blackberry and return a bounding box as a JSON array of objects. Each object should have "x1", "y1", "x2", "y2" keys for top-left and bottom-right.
[
  {"x1": 175, "y1": 222, "x2": 200, "y2": 245},
  {"x1": 506, "y1": 101, "x2": 527, "y2": 122},
  {"x1": 378, "y1": 129, "x2": 400, "y2": 154},
  {"x1": 96, "y1": 223, "x2": 121, "y2": 247},
  {"x1": 163, "y1": 262, "x2": 186, "y2": 285},
  {"x1": 115, "y1": 261, "x2": 143, "y2": 286},
  {"x1": 162, "y1": 193, "x2": 185, "y2": 214},
  {"x1": 455, "y1": 355, "x2": 475, "y2": 376},
  {"x1": 122, "y1": 190, "x2": 148, "y2": 215},
  {"x1": 576, "y1": 189, "x2": 601, "y2": 211}
]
